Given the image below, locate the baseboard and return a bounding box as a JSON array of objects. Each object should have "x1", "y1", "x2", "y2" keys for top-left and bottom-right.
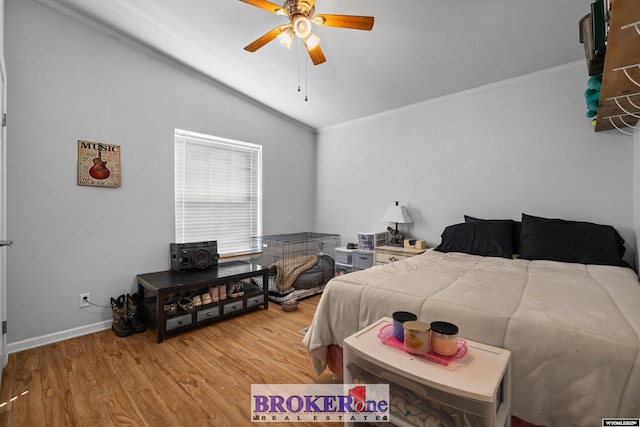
[{"x1": 6, "y1": 320, "x2": 112, "y2": 354}]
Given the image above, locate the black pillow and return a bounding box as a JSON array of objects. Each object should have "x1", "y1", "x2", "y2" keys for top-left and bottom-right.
[
  {"x1": 518, "y1": 213, "x2": 628, "y2": 267},
  {"x1": 435, "y1": 221, "x2": 513, "y2": 258},
  {"x1": 464, "y1": 215, "x2": 521, "y2": 254}
]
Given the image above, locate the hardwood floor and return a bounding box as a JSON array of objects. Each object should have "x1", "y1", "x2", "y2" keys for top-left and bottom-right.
[
  {"x1": 0, "y1": 294, "x2": 541, "y2": 427},
  {"x1": 0, "y1": 295, "x2": 339, "y2": 426}
]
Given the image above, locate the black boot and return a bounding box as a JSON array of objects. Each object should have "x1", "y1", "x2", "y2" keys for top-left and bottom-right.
[
  {"x1": 111, "y1": 295, "x2": 133, "y2": 337},
  {"x1": 126, "y1": 293, "x2": 146, "y2": 333}
]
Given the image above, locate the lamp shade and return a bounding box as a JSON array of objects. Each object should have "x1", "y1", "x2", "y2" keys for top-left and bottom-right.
[{"x1": 380, "y1": 202, "x2": 413, "y2": 224}]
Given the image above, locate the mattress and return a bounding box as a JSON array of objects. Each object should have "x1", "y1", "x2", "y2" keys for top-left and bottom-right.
[{"x1": 301, "y1": 249, "x2": 640, "y2": 427}]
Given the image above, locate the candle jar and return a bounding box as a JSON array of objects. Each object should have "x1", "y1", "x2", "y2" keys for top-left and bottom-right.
[
  {"x1": 403, "y1": 320, "x2": 431, "y2": 354},
  {"x1": 392, "y1": 311, "x2": 417, "y2": 341},
  {"x1": 430, "y1": 321, "x2": 459, "y2": 356}
]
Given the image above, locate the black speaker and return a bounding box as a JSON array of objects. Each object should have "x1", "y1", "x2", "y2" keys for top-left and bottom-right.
[{"x1": 170, "y1": 241, "x2": 219, "y2": 272}]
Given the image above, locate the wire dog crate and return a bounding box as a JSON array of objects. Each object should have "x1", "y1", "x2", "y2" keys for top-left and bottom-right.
[
  {"x1": 250, "y1": 232, "x2": 341, "y2": 303},
  {"x1": 251, "y1": 232, "x2": 340, "y2": 266}
]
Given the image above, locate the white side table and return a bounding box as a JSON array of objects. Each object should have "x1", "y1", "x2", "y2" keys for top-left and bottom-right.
[{"x1": 343, "y1": 317, "x2": 511, "y2": 427}]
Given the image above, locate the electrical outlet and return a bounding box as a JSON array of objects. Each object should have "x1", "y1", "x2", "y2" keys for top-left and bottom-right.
[{"x1": 80, "y1": 293, "x2": 90, "y2": 308}]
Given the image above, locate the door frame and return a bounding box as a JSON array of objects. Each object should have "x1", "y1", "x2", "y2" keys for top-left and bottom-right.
[{"x1": 0, "y1": 0, "x2": 7, "y2": 372}]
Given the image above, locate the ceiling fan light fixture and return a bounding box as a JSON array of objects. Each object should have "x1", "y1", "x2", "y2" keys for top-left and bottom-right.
[
  {"x1": 293, "y1": 15, "x2": 312, "y2": 39},
  {"x1": 278, "y1": 28, "x2": 294, "y2": 49},
  {"x1": 240, "y1": 0, "x2": 374, "y2": 66},
  {"x1": 304, "y1": 33, "x2": 320, "y2": 50}
]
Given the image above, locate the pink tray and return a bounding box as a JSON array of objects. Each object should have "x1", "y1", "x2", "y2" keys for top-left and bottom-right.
[{"x1": 377, "y1": 324, "x2": 467, "y2": 366}]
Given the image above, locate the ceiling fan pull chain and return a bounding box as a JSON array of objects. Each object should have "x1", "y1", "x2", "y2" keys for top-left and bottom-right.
[
  {"x1": 297, "y1": 38, "x2": 302, "y2": 93},
  {"x1": 305, "y1": 55, "x2": 309, "y2": 102}
]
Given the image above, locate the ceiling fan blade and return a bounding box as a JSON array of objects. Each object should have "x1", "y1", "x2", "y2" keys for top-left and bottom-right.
[
  {"x1": 306, "y1": 44, "x2": 326, "y2": 65},
  {"x1": 312, "y1": 14, "x2": 374, "y2": 31},
  {"x1": 238, "y1": 0, "x2": 286, "y2": 15},
  {"x1": 244, "y1": 25, "x2": 289, "y2": 52}
]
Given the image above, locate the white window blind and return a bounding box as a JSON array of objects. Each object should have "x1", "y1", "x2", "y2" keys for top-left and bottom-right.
[{"x1": 175, "y1": 129, "x2": 262, "y2": 256}]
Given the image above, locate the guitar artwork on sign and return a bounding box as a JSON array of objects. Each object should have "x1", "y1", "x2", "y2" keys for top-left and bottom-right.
[
  {"x1": 89, "y1": 149, "x2": 110, "y2": 180},
  {"x1": 77, "y1": 140, "x2": 121, "y2": 188}
]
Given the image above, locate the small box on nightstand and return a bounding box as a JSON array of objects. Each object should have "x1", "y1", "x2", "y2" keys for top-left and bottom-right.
[{"x1": 404, "y1": 239, "x2": 427, "y2": 249}]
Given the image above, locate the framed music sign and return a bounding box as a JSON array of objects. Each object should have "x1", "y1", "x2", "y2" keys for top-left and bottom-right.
[{"x1": 77, "y1": 140, "x2": 121, "y2": 188}]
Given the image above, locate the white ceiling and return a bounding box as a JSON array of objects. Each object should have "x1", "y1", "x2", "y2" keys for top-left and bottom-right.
[{"x1": 37, "y1": 0, "x2": 593, "y2": 130}]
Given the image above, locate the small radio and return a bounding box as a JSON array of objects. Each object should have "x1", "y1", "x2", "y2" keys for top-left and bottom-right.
[{"x1": 170, "y1": 241, "x2": 219, "y2": 272}]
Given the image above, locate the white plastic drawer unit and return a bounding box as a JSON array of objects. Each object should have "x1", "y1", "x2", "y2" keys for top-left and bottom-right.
[
  {"x1": 358, "y1": 232, "x2": 387, "y2": 250},
  {"x1": 336, "y1": 248, "x2": 354, "y2": 266},
  {"x1": 354, "y1": 250, "x2": 373, "y2": 270},
  {"x1": 343, "y1": 317, "x2": 512, "y2": 427}
]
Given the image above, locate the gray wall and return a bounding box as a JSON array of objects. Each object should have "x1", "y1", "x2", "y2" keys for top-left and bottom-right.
[
  {"x1": 4, "y1": 0, "x2": 316, "y2": 347},
  {"x1": 315, "y1": 62, "x2": 636, "y2": 265}
]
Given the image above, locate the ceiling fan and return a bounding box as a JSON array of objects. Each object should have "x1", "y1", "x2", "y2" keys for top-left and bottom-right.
[{"x1": 239, "y1": 0, "x2": 374, "y2": 65}]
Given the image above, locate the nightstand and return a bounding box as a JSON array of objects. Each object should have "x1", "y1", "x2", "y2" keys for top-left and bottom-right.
[{"x1": 374, "y1": 245, "x2": 427, "y2": 265}]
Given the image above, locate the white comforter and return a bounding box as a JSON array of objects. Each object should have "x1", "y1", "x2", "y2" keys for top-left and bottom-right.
[{"x1": 301, "y1": 250, "x2": 640, "y2": 427}]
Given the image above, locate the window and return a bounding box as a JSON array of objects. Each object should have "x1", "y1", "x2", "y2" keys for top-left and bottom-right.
[{"x1": 174, "y1": 129, "x2": 262, "y2": 257}]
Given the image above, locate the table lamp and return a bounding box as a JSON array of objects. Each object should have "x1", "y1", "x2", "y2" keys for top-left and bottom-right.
[{"x1": 381, "y1": 201, "x2": 413, "y2": 246}]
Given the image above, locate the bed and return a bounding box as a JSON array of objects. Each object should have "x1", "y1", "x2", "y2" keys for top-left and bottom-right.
[
  {"x1": 301, "y1": 214, "x2": 640, "y2": 427},
  {"x1": 250, "y1": 232, "x2": 339, "y2": 304}
]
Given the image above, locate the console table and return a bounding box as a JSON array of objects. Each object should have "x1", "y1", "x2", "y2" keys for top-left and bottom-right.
[{"x1": 136, "y1": 261, "x2": 269, "y2": 343}]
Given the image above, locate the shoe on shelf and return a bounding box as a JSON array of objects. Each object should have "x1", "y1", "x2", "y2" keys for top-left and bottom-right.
[
  {"x1": 178, "y1": 297, "x2": 195, "y2": 312},
  {"x1": 218, "y1": 284, "x2": 227, "y2": 300},
  {"x1": 192, "y1": 294, "x2": 202, "y2": 307},
  {"x1": 237, "y1": 281, "x2": 245, "y2": 297},
  {"x1": 228, "y1": 283, "x2": 239, "y2": 298},
  {"x1": 201, "y1": 292, "x2": 212, "y2": 305},
  {"x1": 209, "y1": 286, "x2": 219, "y2": 303},
  {"x1": 164, "y1": 298, "x2": 177, "y2": 315}
]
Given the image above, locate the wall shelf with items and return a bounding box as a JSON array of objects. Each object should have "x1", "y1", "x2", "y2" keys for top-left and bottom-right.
[{"x1": 595, "y1": 0, "x2": 640, "y2": 133}]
